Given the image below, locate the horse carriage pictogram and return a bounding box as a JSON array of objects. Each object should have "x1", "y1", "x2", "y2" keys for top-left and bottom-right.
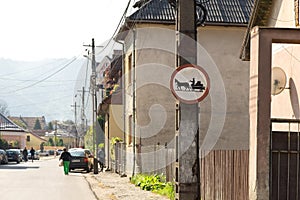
[
  {"x1": 190, "y1": 78, "x2": 205, "y2": 92},
  {"x1": 175, "y1": 78, "x2": 205, "y2": 92}
]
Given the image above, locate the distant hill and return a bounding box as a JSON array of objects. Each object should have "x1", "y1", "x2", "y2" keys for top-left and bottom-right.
[{"x1": 0, "y1": 58, "x2": 89, "y2": 122}]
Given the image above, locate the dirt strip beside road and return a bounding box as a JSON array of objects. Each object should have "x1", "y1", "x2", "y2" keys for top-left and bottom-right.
[{"x1": 85, "y1": 171, "x2": 169, "y2": 200}]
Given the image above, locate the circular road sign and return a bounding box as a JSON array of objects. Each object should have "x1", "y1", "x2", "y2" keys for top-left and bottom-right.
[{"x1": 170, "y1": 64, "x2": 210, "y2": 104}]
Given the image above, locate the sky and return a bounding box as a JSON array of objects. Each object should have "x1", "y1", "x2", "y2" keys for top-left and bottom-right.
[
  {"x1": 0, "y1": 0, "x2": 132, "y2": 61},
  {"x1": 0, "y1": 0, "x2": 135, "y2": 122}
]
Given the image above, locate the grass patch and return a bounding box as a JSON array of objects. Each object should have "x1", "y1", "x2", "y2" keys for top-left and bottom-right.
[{"x1": 130, "y1": 174, "x2": 175, "y2": 200}]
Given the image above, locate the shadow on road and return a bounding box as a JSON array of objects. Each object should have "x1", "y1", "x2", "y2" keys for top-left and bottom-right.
[
  {"x1": 69, "y1": 169, "x2": 91, "y2": 174},
  {"x1": 0, "y1": 165, "x2": 39, "y2": 170}
]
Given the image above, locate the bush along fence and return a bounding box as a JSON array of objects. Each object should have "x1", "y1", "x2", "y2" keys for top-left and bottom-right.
[{"x1": 130, "y1": 173, "x2": 175, "y2": 200}]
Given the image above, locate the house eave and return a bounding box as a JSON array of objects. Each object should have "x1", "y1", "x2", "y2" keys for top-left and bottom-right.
[
  {"x1": 240, "y1": 0, "x2": 273, "y2": 61},
  {"x1": 203, "y1": 22, "x2": 249, "y2": 27}
]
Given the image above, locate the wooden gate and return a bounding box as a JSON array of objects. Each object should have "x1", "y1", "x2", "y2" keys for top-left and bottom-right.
[
  {"x1": 271, "y1": 119, "x2": 300, "y2": 200},
  {"x1": 200, "y1": 150, "x2": 249, "y2": 200}
]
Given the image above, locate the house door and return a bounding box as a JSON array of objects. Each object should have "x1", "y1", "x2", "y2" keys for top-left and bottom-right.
[{"x1": 270, "y1": 118, "x2": 300, "y2": 200}]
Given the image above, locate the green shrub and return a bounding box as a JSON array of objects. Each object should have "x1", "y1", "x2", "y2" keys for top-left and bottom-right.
[
  {"x1": 130, "y1": 174, "x2": 174, "y2": 199},
  {"x1": 110, "y1": 137, "x2": 123, "y2": 161}
]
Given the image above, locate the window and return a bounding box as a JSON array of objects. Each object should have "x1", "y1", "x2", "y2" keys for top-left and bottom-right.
[
  {"x1": 26, "y1": 135, "x2": 30, "y2": 142},
  {"x1": 128, "y1": 115, "x2": 132, "y2": 145},
  {"x1": 296, "y1": 0, "x2": 300, "y2": 26},
  {"x1": 127, "y1": 54, "x2": 132, "y2": 85}
]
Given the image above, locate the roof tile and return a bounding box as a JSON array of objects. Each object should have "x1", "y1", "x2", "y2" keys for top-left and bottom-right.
[
  {"x1": 129, "y1": 0, "x2": 254, "y2": 25},
  {"x1": 0, "y1": 113, "x2": 24, "y2": 131}
]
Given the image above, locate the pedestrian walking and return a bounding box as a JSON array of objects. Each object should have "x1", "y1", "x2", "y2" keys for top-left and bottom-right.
[
  {"x1": 59, "y1": 148, "x2": 72, "y2": 175},
  {"x1": 30, "y1": 147, "x2": 35, "y2": 162},
  {"x1": 23, "y1": 147, "x2": 28, "y2": 162},
  {"x1": 97, "y1": 147, "x2": 105, "y2": 172}
]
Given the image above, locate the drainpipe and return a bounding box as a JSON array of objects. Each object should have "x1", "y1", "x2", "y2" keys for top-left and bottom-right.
[
  {"x1": 132, "y1": 28, "x2": 137, "y2": 177},
  {"x1": 106, "y1": 112, "x2": 110, "y2": 171},
  {"x1": 114, "y1": 38, "x2": 126, "y2": 176}
]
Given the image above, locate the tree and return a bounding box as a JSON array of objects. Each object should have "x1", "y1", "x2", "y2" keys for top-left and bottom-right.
[
  {"x1": 84, "y1": 126, "x2": 94, "y2": 150},
  {"x1": 0, "y1": 138, "x2": 8, "y2": 149},
  {"x1": 0, "y1": 100, "x2": 9, "y2": 116},
  {"x1": 97, "y1": 115, "x2": 105, "y2": 145},
  {"x1": 33, "y1": 119, "x2": 42, "y2": 130},
  {"x1": 48, "y1": 122, "x2": 53, "y2": 130},
  {"x1": 9, "y1": 140, "x2": 19, "y2": 148},
  {"x1": 40, "y1": 142, "x2": 45, "y2": 152},
  {"x1": 57, "y1": 139, "x2": 64, "y2": 146},
  {"x1": 48, "y1": 138, "x2": 54, "y2": 146}
]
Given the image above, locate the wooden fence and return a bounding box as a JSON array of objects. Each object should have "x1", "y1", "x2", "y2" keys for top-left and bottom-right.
[
  {"x1": 201, "y1": 150, "x2": 249, "y2": 200},
  {"x1": 111, "y1": 143, "x2": 249, "y2": 199}
]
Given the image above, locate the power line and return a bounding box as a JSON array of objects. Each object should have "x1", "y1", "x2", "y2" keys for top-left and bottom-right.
[
  {"x1": 0, "y1": 57, "x2": 81, "y2": 91},
  {"x1": 0, "y1": 77, "x2": 79, "y2": 82},
  {"x1": 2, "y1": 56, "x2": 79, "y2": 94},
  {"x1": 95, "y1": 0, "x2": 132, "y2": 56},
  {"x1": 0, "y1": 59, "x2": 68, "y2": 77},
  {"x1": 7, "y1": 94, "x2": 72, "y2": 108}
]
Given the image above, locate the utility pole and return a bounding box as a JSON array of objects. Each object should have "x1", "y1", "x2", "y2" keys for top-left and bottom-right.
[
  {"x1": 77, "y1": 86, "x2": 89, "y2": 148},
  {"x1": 84, "y1": 38, "x2": 99, "y2": 174},
  {"x1": 175, "y1": 1, "x2": 200, "y2": 200},
  {"x1": 54, "y1": 120, "x2": 57, "y2": 148},
  {"x1": 71, "y1": 102, "x2": 80, "y2": 147}
]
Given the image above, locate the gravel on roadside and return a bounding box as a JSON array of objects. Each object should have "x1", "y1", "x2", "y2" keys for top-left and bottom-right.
[{"x1": 85, "y1": 171, "x2": 170, "y2": 200}]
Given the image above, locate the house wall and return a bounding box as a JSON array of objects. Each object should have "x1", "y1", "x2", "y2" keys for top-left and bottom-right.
[
  {"x1": 122, "y1": 24, "x2": 250, "y2": 177},
  {"x1": 135, "y1": 51, "x2": 175, "y2": 147},
  {"x1": 198, "y1": 26, "x2": 250, "y2": 150},
  {"x1": 267, "y1": 0, "x2": 300, "y2": 124},
  {"x1": 196, "y1": 26, "x2": 250, "y2": 200},
  {"x1": 268, "y1": 0, "x2": 296, "y2": 28},
  {"x1": 42, "y1": 135, "x2": 75, "y2": 149},
  {"x1": 122, "y1": 25, "x2": 176, "y2": 174},
  {"x1": 109, "y1": 105, "x2": 124, "y2": 140},
  {"x1": 124, "y1": 50, "x2": 132, "y2": 146},
  {"x1": 0, "y1": 131, "x2": 26, "y2": 148},
  {"x1": 25, "y1": 133, "x2": 46, "y2": 150},
  {"x1": 271, "y1": 45, "x2": 300, "y2": 130}
]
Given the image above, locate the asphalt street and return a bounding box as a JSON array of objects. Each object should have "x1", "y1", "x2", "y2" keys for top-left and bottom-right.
[
  {"x1": 0, "y1": 157, "x2": 96, "y2": 200},
  {"x1": 0, "y1": 157, "x2": 169, "y2": 200}
]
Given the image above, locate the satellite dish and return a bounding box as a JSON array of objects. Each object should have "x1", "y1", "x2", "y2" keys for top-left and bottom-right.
[{"x1": 271, "y1": 67, "x2": 287, "y2": 95}]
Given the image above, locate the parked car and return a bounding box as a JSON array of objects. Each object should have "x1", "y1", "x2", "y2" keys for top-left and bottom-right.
[
  {"x1": 56, "y1": 149, "x2": 63, "y2": 155},
  {"x1": 0, "y1": 149, "x2": 8, "y2": 164},
  {"x1": 69, "y1": 148, "x2": 94, "y2": 173},
  {"x1": 6, "y1": 149, "x2": 22, "y2": 164},
  {"x1": 27, "y1": 150, "x2": 40, "y2": 160},
  {"x1": 37, "y1": 150, "x2": 49, "y2": 156},
  {"x1": 48, "y1": 150, "x2": 55, "y2": 155}
]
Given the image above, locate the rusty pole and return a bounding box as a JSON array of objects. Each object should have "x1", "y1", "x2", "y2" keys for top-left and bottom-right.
[{"x1": 175, "y1": 0, "x2": 200, "y2": 200}]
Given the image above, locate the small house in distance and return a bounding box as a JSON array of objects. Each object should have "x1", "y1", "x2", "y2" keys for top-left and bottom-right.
[{"x1": 0, "y1": 113, "x2": 27, "y2": 149}]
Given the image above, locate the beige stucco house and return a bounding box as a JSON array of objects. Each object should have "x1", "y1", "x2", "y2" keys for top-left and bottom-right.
[
  {"x1": 107, "y1": 1, "x2": 254, "y2": 198},
  {"x1": 25, "y1": 132, "x2": 47, "y2": 150},
  {"x1": 241, "y1": 0, "x2": 300, "y2": 199},
  {"x1": 0, "y1": 113, "x2": 27, "y2": 149}
]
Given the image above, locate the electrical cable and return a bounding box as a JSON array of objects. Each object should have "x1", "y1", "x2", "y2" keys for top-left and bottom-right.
[
  {"x1": 2, "y1": 56, "x2": 79, "y2": 94},
  {"x1": 7, "y1": 94, "x2": 72, "y2": 109},
  {"x1": 95, "y1": 0, "x2": 132, "y2": 56},
  {"x1": 0, "y1": 77, "x2": 79, "y2": 82},
  {"x1": 282, "y1": 45, "x2": 300, "y2": 63},
  {"x1": 0, "y1": 58, "x2": 80, "y2": 91},
  {"x1": 0, "y1": 59, "x2": 67, "y2": 77}
]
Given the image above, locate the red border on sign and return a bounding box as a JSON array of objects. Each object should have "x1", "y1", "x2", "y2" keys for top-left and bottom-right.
[{"x1": 170, "y1": 64, "x2": 210, "y2": 104}]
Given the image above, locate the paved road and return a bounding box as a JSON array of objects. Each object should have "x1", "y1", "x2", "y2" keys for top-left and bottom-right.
[{"x1": 0, "y1": 157, "x2": 97, "y2": 200}]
